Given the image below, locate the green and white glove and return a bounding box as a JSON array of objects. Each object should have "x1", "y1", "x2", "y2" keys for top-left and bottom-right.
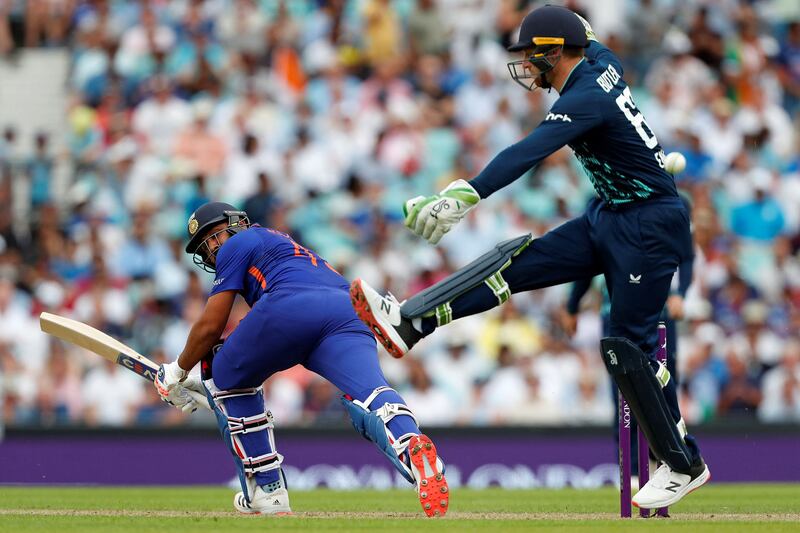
[{"x1": 403, "y1": 179, "x2": 481, "y2": 245}]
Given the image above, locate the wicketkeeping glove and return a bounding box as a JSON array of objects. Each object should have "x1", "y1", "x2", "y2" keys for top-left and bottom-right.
[{"x1": 403, "y1": 179, "x2": 481, "y2": 245}]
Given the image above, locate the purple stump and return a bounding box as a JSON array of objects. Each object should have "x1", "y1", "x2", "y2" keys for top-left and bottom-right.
[
  {"x1": 637, "y1": 423, "x2": 650, "y2": 517},
  {"x1": 619, "y1": 392, "x2": 632, "y2": 518},
  {"x1": 655, "y1": 322, "x2": 669, "y2": 517}
]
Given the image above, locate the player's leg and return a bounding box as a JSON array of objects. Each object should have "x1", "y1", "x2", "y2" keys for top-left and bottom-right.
[
  {"x1": 203, "y1": 298, "x2": 316, "y2": 515},
  {"x1": 304, "y1": 307, "x2": 449, "y2": 517},
  {"x1": 351, "y1": 208, "x2": 602, "y2": 357},
  {"x1": 600, "y1": 199, "x2": 709, "y2": 509}
]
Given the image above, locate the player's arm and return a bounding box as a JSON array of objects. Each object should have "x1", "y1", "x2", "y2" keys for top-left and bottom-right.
[
  {"x1": 177, "y1": 290, "x2": 236, "y2": 371},
  {"x1": 155, "y1": 237, "x2": 247, "y2": 407},
  {"x1": 667, "y1": 239, "x2": 694, "y2": 320},
  {"x1": 405, "y1": 101, "x2": 602, "y2": 244},
  {"x1": 567, "y1": 278, "x2": 592, "y2": 314},
  {"x1": 667, "y1": 196, "x2": 695, "y2": 320},
  {"x1": 153, "y1": 290, "x2": 236, "y2": 410},
  {"x1": 177, "y1": 236, "x2": 248, "y2": 371},
  {"x1": 676, "y1": 253, "x2": 694, "y2": 298},
  {"x1": 468, "y1": 102, "x2": 603, "y2": 198},
  {"x1": 561, "y1": 277, "x2": 593, "y2": 336}
]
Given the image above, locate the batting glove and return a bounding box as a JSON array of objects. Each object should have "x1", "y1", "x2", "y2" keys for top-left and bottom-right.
[
  {"x1": 155, "y1": 361, "x2": 198, "y2": 413},
  {"x1": 403, "y1": 179, "x2": 481, "y2": 245}
]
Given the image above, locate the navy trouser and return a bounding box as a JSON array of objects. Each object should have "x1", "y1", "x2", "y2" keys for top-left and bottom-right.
[
  {"x1": 449, "y1": 196, "x2": 692, "y2": 357},
  {"x1": 444, "y1": 196, "x2": 701, "y2": 463}
]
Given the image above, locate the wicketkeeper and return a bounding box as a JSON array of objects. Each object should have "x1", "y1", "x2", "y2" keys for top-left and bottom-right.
[
  {"x1": 351, "y1": 5, "x2": 709, "y2": 511},
  {"x1": 153, "y1": 202, "x2": 448, "y2": 517}
]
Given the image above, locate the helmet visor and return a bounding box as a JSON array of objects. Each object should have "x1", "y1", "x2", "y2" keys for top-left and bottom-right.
[
  {"x1": 506, "y1": 44, "x2": 563, "y2": 91},
  {"x1": 191, "y1": 214, "x2": 250, "y2": 273}
]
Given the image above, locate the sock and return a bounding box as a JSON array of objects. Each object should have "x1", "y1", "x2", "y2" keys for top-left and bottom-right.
[{"x1": 420, "y1": 316, "x2": 437, "y2": 336}]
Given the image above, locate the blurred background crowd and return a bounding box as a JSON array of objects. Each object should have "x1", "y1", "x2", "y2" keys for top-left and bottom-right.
[{"x1": 0, "y1": 0, "x2": 799, "y2": 429}]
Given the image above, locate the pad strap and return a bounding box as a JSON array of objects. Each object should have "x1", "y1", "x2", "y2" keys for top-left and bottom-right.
[
  {"x1": 677, "y1": 417, "x2": 688, "y2": 439},
  {"x1": 341, "y1": 389, "x2": 420, "y2": 484},
  {"x1": 485, "y1": 271, "x2": 511, "y2": 305},
  {"x1": 242, "y1": 451, "x2": 283, "y2": 475},
  {"x1": 357, "y1": 386, "x2": 419, "y2": 427},
  {"x1": 655, "y1": 362, "x2": 670, "y2": 388},
  {"x1": 228, "y1": 411, "x2": 274, "y2": 435},
  {"x1": 209, "y1": 386, "x2": 261, "y2": 401}
]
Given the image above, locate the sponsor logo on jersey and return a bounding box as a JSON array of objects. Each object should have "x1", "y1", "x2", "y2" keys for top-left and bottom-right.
[
  {"x1": 629, "y1": 274, "x2": 642, "y2": 284},
  {"x1": 596, "y1": 64, "x2": 621, "y2": 93},
  {"x1": 545, "y1": 112, "x2": 572, "y2": 123},
  {"x1": 213, "y1": 278, "x2": 225, "y2": 286}
]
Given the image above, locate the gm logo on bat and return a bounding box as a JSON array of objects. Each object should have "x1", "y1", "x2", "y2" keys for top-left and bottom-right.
[{"x1": 117, "y1": 353, "x2": 158, "y2": 381}]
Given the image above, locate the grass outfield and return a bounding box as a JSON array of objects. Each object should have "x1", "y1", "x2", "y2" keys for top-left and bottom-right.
[{"x1": 1, "y1": 485, "x2": 799, "y2": 531}]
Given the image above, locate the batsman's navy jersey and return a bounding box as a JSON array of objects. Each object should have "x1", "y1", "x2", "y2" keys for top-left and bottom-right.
[
  {"x1": 470, "y1": 41, "x2": 677, "y2": 206},
  {"x1": 210, "y1": 226, "x2": 347, "y2": 306}
]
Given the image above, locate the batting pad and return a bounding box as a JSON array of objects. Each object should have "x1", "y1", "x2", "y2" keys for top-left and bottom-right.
[
  {"x1": 400, "y1": 234, "x2": 532, "y2": 319},
  {"x1": 204, "y1": 378, "x2": 284, "y2": 501},
  {"x1": 601, "y1": 337, "x2": 693, "y2": 474}
]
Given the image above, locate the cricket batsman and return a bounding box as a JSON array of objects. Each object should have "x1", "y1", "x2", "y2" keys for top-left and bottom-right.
[
  {"x1": 351, "y1": 5, "x2": 710, "y2": 510},
  {"x1": 153, "y1": 202, "x2": 448, "y2": 517}
]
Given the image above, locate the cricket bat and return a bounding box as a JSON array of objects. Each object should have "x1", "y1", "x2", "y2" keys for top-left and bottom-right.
[{"x1": 39, "y1": 312, "x2": 210, "y2": 411}]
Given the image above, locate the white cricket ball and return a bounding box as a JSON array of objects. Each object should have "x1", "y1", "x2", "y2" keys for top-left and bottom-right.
[{"x1": 664, "y1": 151, "x2": 686, "y2": 175}]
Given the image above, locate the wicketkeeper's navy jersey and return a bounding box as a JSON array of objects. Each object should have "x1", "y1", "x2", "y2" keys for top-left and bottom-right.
[
  {"x1": 469, "y1": 41, "x2": 677, "y2": 206},
  {"x1": 210, "y1": 226, "x2": 347, "y2": 306}
]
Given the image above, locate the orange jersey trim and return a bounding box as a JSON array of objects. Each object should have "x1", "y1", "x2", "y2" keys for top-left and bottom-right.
[{"x1": 248, "y1": 266, "x2": 267, "y2": 289}]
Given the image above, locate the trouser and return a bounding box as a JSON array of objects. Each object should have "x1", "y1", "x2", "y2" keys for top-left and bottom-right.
[
  {"x1": 210, "y1": 286, "x2": 420, "y2": 492},
  {"x1": 422, "y1": 196, "x2": 701, "y2": 464}
]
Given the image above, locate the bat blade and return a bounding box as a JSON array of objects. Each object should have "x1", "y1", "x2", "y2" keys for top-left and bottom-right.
[
  {"x1": 39, "y1": 312, "x2": 210, "y2": 410},
  {"x1": 39, "y1": 312, "x2": 156, "y2": 377}
]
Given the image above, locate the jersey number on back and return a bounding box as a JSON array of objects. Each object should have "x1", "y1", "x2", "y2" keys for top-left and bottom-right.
[{"x1": 615, "y1": 87, "x2": 658, "y2": 149}]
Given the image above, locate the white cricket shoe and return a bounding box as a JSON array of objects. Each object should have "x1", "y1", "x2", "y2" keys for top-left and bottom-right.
[
  {"x1": 233, "y1": 486, "x2": 292, "y2": 515},
  {"x1": 350, "y1": 279, "x2": 422, "y2": 358},
  {"x1": 406, "y1": 434, "x2": 449, "y2": 517},
  {"x1": 632, "y1": 461, "x2": 710, "y2": 509}
]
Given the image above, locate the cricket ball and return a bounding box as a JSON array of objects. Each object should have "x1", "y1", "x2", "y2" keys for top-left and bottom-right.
[{"x1": 664, "y1": 151, "x2": 686, "y2": 175}]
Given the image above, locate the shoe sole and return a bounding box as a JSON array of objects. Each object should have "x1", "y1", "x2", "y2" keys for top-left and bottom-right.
[
  {"x1": 408, "y1": 434, "x2": 449, "y2": 517},
  {"x1": 632, "y1": 466, "x2": 711, "y2": 510},
  {"x1": 236, "y1": 510, "x2": 294, "y2": 516},
  {"x1": 350, "y1": 280, "x2": 407, "y2": 359}
]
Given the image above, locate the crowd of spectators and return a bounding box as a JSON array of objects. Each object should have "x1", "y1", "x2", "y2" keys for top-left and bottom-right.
[{"x1": 0, "y1": 0, "x2": 799, "y2": 428}]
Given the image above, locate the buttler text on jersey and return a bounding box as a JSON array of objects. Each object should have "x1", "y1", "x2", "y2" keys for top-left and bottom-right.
[{"x1": 596, "y1": 64, "x2": 667, "y2": 170}]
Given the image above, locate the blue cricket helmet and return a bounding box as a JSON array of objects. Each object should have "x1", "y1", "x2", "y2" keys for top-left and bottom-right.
[
  {"x1": 185, "y1": 201, "x2": 249, "y2": 254},
  {"x1": 507, "y1": 5, "x2": 589, "y2": 52},
  {"x1": 506, "y1": 5, "x2": 591, "y2": 91}
]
